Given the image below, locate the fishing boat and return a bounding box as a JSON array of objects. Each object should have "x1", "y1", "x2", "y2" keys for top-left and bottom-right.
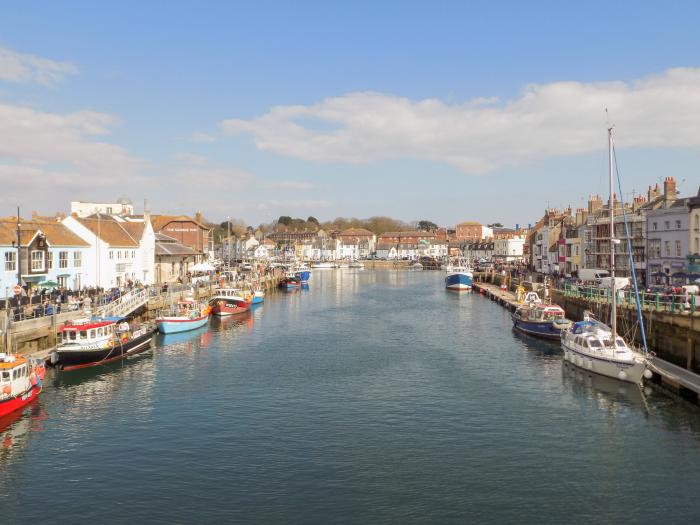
[
  {"x1": 0, "y1": 354, "x2": 45, "y2": 418},
  {"x1": 279, "y1": 274, "x2": 302, "y2": 289},
  {"x1": 156, "y1": 299, "x2": 211, "y2": 334},
  {"x1": 50, "y1": 317, "x2": 155, "y2": 370},
  {"x1": 512, "y1": 291, "x2": 571, "y2": 339},
  {"x1": 294, "y1": 262, "x2": 311, "y2": 283},
  {"x1": 209, "y1": 288, "x2": 250, "y2": 316},
  {"x1": 311, "y1": 261, "x2": 334, "y2": 269},
  {"x1": 445, "y1": 258, "x2": 473, "y2": 290},
  {"x1": 560, "y1": 127, "x2": 651, "y2": 384}
]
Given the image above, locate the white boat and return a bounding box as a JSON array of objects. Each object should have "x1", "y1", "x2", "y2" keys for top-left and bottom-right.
[
  {"x1": 560, "y1": 127, "x2": 651, "y2": 384},
  {"x1": 311, "y1": 262, "x2": 334, "y2": 269},
  {"x1": 349, "y1": 261, "x2": 364, "y2": 269}
]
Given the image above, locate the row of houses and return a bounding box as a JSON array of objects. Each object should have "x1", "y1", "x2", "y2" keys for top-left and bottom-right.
[
  {"x1": 526, "y1": 177, "x2": 700, "y2": 285},
  {"x1": 1, "y1": 201, "x2": 212, "y2": 299}
]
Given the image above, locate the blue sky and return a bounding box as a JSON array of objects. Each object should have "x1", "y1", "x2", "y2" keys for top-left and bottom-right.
[{"x1": 1, "y1": 1, "x2": 700, "y2": 227}]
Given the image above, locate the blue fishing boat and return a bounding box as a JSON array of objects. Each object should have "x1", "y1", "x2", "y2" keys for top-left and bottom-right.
[
  {"x1": 156, "y1": 300, "x2": 211, "y2": 334},
  {"x1": 445, "y1": 258, "x2": 473, "y2": 291},
  {"x1": 250, "y1": 289, "x2": 265, "y2": 304},
  {"x1": 295, "y1": 270, "x2": 311, "y2": 282}
]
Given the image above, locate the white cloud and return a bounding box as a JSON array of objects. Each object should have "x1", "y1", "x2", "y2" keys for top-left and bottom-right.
[
  {"x1": 0, "y1": 47, "x2": 77, "y2": 85},
  {"x1": 222, "y1": 67, "x2": 700, "y2": 173},
  {"x1": 263, "y1": 180, "x2": 316, "y2": 190},
  {"x1": 190, "y1": 131, "x2": 216, "y2": 143}
]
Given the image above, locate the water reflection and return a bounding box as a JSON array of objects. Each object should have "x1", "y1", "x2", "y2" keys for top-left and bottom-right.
[{"x1": 0, "y1": 403, "x2": 45, "y2": 467}]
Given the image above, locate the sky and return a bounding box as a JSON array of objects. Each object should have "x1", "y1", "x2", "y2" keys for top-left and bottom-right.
[{"x1": 1, "y1": 0, "x2": 700, "y2": 228}]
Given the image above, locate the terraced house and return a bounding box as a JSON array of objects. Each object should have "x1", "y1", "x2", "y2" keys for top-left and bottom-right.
[{"x1": 0, "y1": 219, "x2": 90, "y2": 298}]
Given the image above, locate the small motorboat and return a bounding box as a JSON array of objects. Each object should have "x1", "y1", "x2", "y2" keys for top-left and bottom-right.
[
  {"x1": 250, "y1": 289, "x2": 265, "y2": 304},
  {"x1": 0, "y1": 354, "x2": 45, "y2": 418},
  {"x1": 310, "y1": 262, "x2": 334, "y2": 269},
  {"x1": 50, "y1": 317, "x2": 156, "y2": 370},
  {"x1": 156, "y1": 300, "x2": 211, "y2": 334},
  {"x1": 349, "y1": 261, "x2": 365, "y2": 269},
  {"x1": 511, "y1": 293, "x2": 571, "y2": 340},
  {"x1": 209, "y1": 288, "x2": 250, "y2": 316}
]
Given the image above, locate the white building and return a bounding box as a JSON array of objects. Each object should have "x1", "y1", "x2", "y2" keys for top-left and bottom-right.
[
  {"x1": 493, "y1": 236, "x2": 525, "y2": 262},
  {"x1": 62, "y1": 214, "x2": 155, "y2": 288},
  {"x1": 70, "y1": 198, "x2": 134, "y2": 218}
]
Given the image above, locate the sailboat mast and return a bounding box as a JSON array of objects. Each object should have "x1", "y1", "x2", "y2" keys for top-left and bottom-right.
[{"x1": 608, "y1": 127, "x2": 617, "y2": 339}]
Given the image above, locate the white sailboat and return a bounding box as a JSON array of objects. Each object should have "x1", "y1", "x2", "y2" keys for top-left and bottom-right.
[{"x1": 560, "y1": 127, "x2": 651, "y2": 384}]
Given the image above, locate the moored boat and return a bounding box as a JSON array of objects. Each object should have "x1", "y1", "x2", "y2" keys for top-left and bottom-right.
[
  {"x1": 445, "y1": 258, "x2": 473, "y2": 290},
  {"x1": 250, "y1": 289, "x2": 265, "y2": 304},
  {"x1": 156, "y1": 300, "x2": 211, "y2": 334},
  {"x1": 0, "y1": 354, "x2": 45, "y2": 418},
  {"x1": 294, "y1": 264, "x2": 311, "y2": 283},
  {"x1": 209, "y1": 288, "x2": 250, "y2": 316},
  {"x1": 279, "y1": 274, "x2": 302, "y2": 289},
  {"x1": 561, "y1": 126, "x2": 651, "y2": 384},
  {"x1": 310, "y1": 261, "x2": 334, "y2": 269},
  {"x1": 50, "y1": 317, "x2": 155, "y2": 370},
  {"x1": 511, "y1": 293, "x2": 571, "y2": 339}
]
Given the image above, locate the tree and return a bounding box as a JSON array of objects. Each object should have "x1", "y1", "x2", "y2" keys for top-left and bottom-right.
[
  {"x1": 277, "y1": 215, "x2": 293, "y2": 226},
  {"x1": 417, "y1": 220, "x2": 439, "y2": 232},
  {"x1": 307, "y1": 216, "x2": 319, "y2": 225},
  {"x1": 488, "y1": 222, "x2": 504, "y2": 228}
]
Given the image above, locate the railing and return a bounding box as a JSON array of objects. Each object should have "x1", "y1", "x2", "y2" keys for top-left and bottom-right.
[
  {"x1": 561, "y1": 284, "x2": 697, "y2": 314},
  {"x1": 96, "y1": 288, "x2": 150, "y2": 318}
]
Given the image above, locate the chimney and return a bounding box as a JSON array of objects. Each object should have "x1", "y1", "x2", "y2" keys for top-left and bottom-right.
[
  {"x1": 648, "y1": 183, "x2": 661, "y2": 202},
  {"x1": 663, "y1": 176, "x2": 677, "y2": 203},
  {"x1": 588, "y1": 195, "x2": 603, "y2": 214},
  {"x1": 195, "y1": 211, "x2": 202, "y2": 224}
]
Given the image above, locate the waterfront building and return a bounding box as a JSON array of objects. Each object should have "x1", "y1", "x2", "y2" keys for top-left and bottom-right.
[
  {"x1": 70, "y1": 198, "x2": 134, "y2": 218},
  {"x1": 455, "y1": 221, "x2": 492, "y2": 241},
  {"x1": 528, "y1": 209, "x2": 569, "y2": 274},
  {"x1": 375, "y1": 243, "x2": 398, "y2": 259},
  {"x1": 464, "y1": 241, "x2": 495, "y2": 262},
  {"x1": 689, "y1": 186, "x2": 700, "y2": 278},
  {"x1": 62, "y1": 213, "x2": 155, "y2": 288},
  {"x1": 563, "y1": 210, "x2": 586, "y2": 277},
  {"x1": 646, "y1": 182, "x2": 695, "y2": 285},
  {"x1": 425, "y1": 240, "x2": 448, "y2": 258},
  {"x1": 377, "y1": 231, "x2": 436, "y2": 246},
  {"x1": 447, "y1": 241, "x2": 463, "y2": 257},
  {"x1": 0, "y1": 219, "x2": 90, "y2": 298},
  {"x1": 150, "y1": 213, "x2": 211, "y2": 259},
  {"x1": 493, "y1": 235, "x2": 525, "y2": 263},
  {"x1": 334, "y1": 228, "x2": 376, "y2": 259},
  {"x1": 155, "y1": 233, "x2": 200, "y2": 283}
]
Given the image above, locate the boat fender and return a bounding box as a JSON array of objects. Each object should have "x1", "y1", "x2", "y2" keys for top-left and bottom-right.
[
  {"x1": 2, "y1": 385, "x2": 11, "y2": 395},
  {"x1": 643, "y1": 369, "x2": 653, "y2": 380},
  {"x1": 617, "y1": 370, "x2": 627, "y2": 381}
]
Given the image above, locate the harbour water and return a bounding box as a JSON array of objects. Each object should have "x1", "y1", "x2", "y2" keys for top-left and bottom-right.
[{"x1": 2, "y1": 270, "x2": 700, "y2": 524}]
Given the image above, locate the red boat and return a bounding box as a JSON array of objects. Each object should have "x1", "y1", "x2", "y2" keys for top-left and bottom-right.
[
  {"x1": 209, "y1": 288, "x2": 251, "y2": 316},
  {"x1": 0, "y1": 354, "x2": 45, "y2": 419}
]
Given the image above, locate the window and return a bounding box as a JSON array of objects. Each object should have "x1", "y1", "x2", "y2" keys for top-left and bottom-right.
[
  {"x1": 664, "y1": 221, "x2": 670, "y2": 230},
  {"x1": 47, "y1": 251, "x2": 53, "y2": 270},
  {"x1": 117, "y1": 250, "x2": 122, "y2": 259},
  {"x1": 73, "y1": 251, "x2": 82, "y2": 267},
  {"x1": 4, "y1": 252, "x2": 16, "y2": 272},
  {"x1": 59, "y1": 251, "x2": 68, "y2": 269},
  {"x1": 131, "y1": 250, "x2": 135, "y2": 259},
  {"x1": 652, "y1": 222, "x2": 657, "y2": 231},
  {"x1": 676, "y1": 220, "x2": 682, "y2": 229},
  {"x1": 31, "y1": 250, "x2": 45, "y2": 271},
  {"x1": 676, "y1": 240, "x2": 682, "y2": 257},
  {"x1": 106, "y1": 207, "x2": 113, "y2": 214},
  {"x1": 664, "y1": 241, "x2": 670, "y2": 257}
]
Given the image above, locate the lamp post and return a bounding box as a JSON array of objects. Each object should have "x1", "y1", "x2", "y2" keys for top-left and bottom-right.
[{"x1": 16, "y1": 206, "x2": 21, "y2": 287}]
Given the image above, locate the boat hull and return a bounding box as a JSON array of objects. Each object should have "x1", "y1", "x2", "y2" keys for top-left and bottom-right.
[
  {"x1": 210, "y1": 298, "x2": 249, "y2": 316},
  {"x1": 0, "y1": 385, "x2": 42, "y2": 419},
  {"x1": 156, "y1": 314, "x2": 210, "y2": 334},
  {"x1": 250, "y1": 295, "x2": 264, "y2": 304},
  {"x1": 561, "y1": 340, "x2": 647, "y2": 384},
  {"x1": 445, "y1": 272, "x2": 473, "y2": 290},
  {"x1": 279, "y1": 277, "x2": 301, "y2": 289},
  {"x1": 54, "y1": 330, "x2": 155, "y2": 370},
  {"x1": 295, "y1": 270, "x2": 311, "y2": 282},
  {"x1": 512, "y1": 316, "x2": 565, "y2": 340}
]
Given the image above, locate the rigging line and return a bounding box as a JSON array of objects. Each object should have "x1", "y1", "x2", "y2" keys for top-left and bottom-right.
[{"x1": 612, "y1": 142, "x2": 649, "y2": 355}]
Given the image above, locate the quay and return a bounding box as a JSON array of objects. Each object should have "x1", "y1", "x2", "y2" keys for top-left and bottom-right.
[
  {"x1": 0, "y1": 271, "x2": 285, "y2": 360},
  {"x1": 472, "y1": 274, "x2": 700, "y2": 401}
]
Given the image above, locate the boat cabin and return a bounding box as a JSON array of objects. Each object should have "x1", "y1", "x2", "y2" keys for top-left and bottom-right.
[
  {"x1": 58, "y1": 318, "x2": 121, "y2": 345},
  {"x1": 215, "y1": 288, "x2": 244, "y2": 298},
  {"x1": 517, "y1": 303, "x2": 566, "y2": 322},
  {"x1": 0, "y1": 355, "x2": 31, "y2": 398}
]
